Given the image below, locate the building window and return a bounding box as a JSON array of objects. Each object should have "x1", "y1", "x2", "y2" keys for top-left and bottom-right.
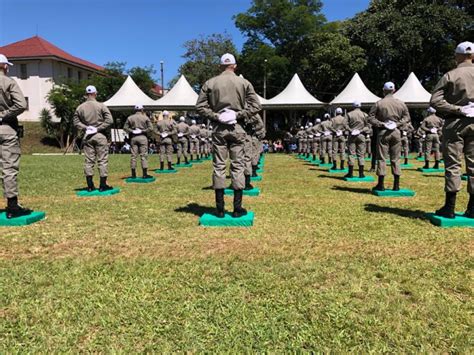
[
  {"x1": 20, "y1": 64, "x2": 28, "y2": 79},
  {"x1": 67, "y1": 67, "x2": 72, "y2": 79},
  {"x1": 24, "y1": 97, "x2": 29, "y2": 111},
  {"x1": 87, "y1": 73, "x2": 92, "y2": 80},
  {"x1": 78, "y1": 71, "x2": 82, "y2": 81}
]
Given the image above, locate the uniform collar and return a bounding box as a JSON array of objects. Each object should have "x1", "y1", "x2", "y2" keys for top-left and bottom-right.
[
  {"x1": 86, "y1": 97, "x2": 97, "y2": 102},
  {"x1": 221, "y1": 70, "x2": 236, "y2": 76},
  {"x1": 458, "y1": 61, "x2": 473, "y2": 68}
]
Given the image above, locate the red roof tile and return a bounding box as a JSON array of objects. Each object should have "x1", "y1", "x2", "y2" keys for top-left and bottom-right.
[{"x1": 0, "y1": 36, "x2": 103, "y2": 71}]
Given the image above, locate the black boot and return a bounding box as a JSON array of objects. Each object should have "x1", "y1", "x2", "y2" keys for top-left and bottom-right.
[
  {"x1": 6, "y1": 196, "x2": 32, "y2": 219},
  {"x1": 393, "y1": 175, "x2": 400, "y2": 191},
  {"x1": 160, "y1": 161, "x2": 164, "y2": 171},
  {"x1": 177, "y1": 158, "x2": 181, "y2": 165},
  {"x1": 423, "y1": 161, "x2": 429, "y2": 169},
  {"x1": 232, "y1": 189, "x2": 247, "y2": 218},
  {"x1": 190, "y1": 155, "x2": 193, "y2": 161},
  {"x1": 244, "y1": 175, "x2": 254, "y2": 190},
  {"x1": 215, "y1": 189, "x2": 225, "y2": 218},
  {"x1": 185, "y1": 157, "x2": 190, "y2": 165},
  {"x1": 168, "y1": 162, "x2": 173, "y2": 171},
  {"x1": 312, "y1": 154, "x2": 316, "y2": 161},
  {"x1": 344, "y1": 165, "x2": 354, "y2": 178},
  {"x1": 340, "y1": 160, "x2": 345, "y2": 170},
  {"x1": 252, "y1": 165, "x2": 258, "y2": 177},
  {"x1": 331, "y1": 161, "x2": 337, "y2": 170},
  {"x1": 358, "y1": 165, "x2": 365, "y2": 178},
  {"x1": 321, "y1": 157, "x2": 325, "y2": 164},
  {"x1": 404, "y1": 157, "x2": 408, "y2": 165},
  {"x1": 372, "y1": 176, "x2": 385, "y2": 191},
  {"x1": 436, "y1": 192, "x2": 457, "y2": 219},
  {"x1": 86, "y1": 175, "x2": 95, "y2": 192},
  {"x1": 433, "y1": 161, "x2": 440, "y2": 169},
  {"x1": 99, "y1": 176, "x2": 113, "y2": 192},
  {"x1": 142, "y1": 168, "x2": 152, "y2": 179},
  {"x1": 329, "y1": 157, "x2": 333, "y2": 164},
  {"x1": 464, "y1": 194, "x2": 474, "y2": 219},
  {"x1": 131, "y1": 169, "x2": 136, "y2": 178}
]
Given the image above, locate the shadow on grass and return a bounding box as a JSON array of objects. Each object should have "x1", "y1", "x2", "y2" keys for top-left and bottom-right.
[
  {"x1": 422, "y1": 174, "x2": 444, "y2": 178},
  {"x1": 318, "y1": 174, "x2": 345, "y2": 181},
  {"x1": 309, "y1": 168, "x2": 328, "y2": 172},
  {"x1": 202, "y1": 186, "x2": 214, "y2": 191},
  {"x1": 364, "y1": 203, "x2": 426, "y2": 220},
  {"x1": 175, "y1": 203, "x2": 215, "y2": 217},
  {"x1": 332, "y1": 186, "x2": 372, "y2": 195},
  {"x1": 73, "y1": 187, "x2": 88, "y2": 192}
]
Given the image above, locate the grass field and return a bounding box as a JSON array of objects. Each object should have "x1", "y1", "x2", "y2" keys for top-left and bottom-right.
[{"x1": 1, "y1": 154, "x2": 472, "y2": 352}]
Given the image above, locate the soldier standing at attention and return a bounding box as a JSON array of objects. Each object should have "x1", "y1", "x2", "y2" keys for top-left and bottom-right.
[
  {"x1": 189, "y1": 119, "x2": 200, "y2": 161},
  {"x1": 73, "y1": 85, "x2": 114, "y2": 192},
  {"x1": 0, "y1": 54, "x2": 32, "y2": 218},
  {"x1": 330, "y1": 107, "x2": 349, "y2": 170},
  {"x1": 176, "y1": 116, "x2": 190, "y2": 165},
  {"x1": 196, "y1": 53, "x2": 261, "y2": 218},
  {"x1": 431, "y1": 41, "x2": 474, "y2": 218},
  {"x1": 318, "y1": 113, "x2": 333, "y2": 164},
  {"x1": 123, "y1": 104, "x2": 153, "y2": 178},
  {"x1": 295, "y1": 126, "x2": 306, "y2": 155},
  {"x1": 369, "y1": 82, "x2": 411, "y2": 191},
  {"x1": 199, "y1": 124, "x2": 209, "y2": 159},
  {"x1": 420, "y1": 107, "x2": 444, "y2": 170},
  {"x1": 345, "y1": 101, "x2": 369, "y2": 178},
  {"x1": 305, "y1": 123, "x2": 314, "y2": 158},
  {"x1": 311, "y1": 118, "x2": 322, "y2": 161},
  {"x1": 400, "y1": 121, "x2": 414, "y2": 166},
  {"x1": 156, "y1": 110, "x2": 176, "y2": 171}
]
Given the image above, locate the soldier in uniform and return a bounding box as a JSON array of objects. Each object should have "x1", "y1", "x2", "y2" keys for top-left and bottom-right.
[
  {"x1": 318, "y1": 113, "x2": 333, "y2": 164},
  {"x1": 295, "y1": 126, "x2": 306, "y2": 155},
  {"x1": 0, "y1": 54, "x2": 32, "y2": 218},
  {"x1": 419, "y1": 107, "x2": 444, "y2": 169},
  {"x1": 123, "y1": 104, "x2": 153, "y2": 178},
  {"x1": 431, "y1": 41, "x2": 474, "y2": 218},
  {"x1": 73, "y1": 85, "x2": 114, "y2": 192},
  {"x1": 369, "y1": 82, "x2": 411, "y2": 191},
  {"x1": 305, "y1": 123, "x2": 314, "y2": 158},
  {"x1": 311, "y1": 118, "x2": 322, "y2": 161},
  {"x1": 400, "y1": 121, "x2": 414, "y2": 165},
  {"x1": 345, "y1": 101, "x2": 369, "y2": 178},
  {"x1": 188, "y1": 119, "x2": 200, "y2": 161},
  {"x1": 330, "y1": 107, "x2": 349, "y2": 170},
  {"x1": 366, "y1": 125, "x2": 373, "y2": 159},
  {"x1": 156, "y1": 110, "x2": 176, "y2": 170},
  {"x1": 176, "y1": 116, "x2": 190, "y2": 165},
  {"x1": 199, "y1": 124, "x2": 209, "y2": 159},
  {"x1": 196, "y1": 53, "x2": 261, "y2": 218}
]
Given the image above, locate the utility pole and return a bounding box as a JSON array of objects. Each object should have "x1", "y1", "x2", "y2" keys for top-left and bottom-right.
[{"x1": 160, "y1": 61, "x2": 164, "y2": 97}]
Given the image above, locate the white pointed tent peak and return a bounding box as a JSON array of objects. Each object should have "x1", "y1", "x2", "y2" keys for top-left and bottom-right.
[
  {"x1": 153, "y1": 75, "x2": 198, "y2": 110},
  {"x1": 330, "y1": 73, "x2": 380, "y2": 106},
  {"x1": 393, "y1": 72, "x2": 431, "y2": 108},
  {"x1": 265, "y1": 73, "x2": 324, "y2": 108},
  {"x1": 104, "y1": 76, "x2": 156, "y2": 108}
]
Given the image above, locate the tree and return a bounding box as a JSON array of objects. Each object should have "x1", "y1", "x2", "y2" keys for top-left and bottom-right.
[
  {"x1": 44, "y1": 81, "x2": 85, "y2": 152},
  {"x1": 344, "y1": 0, "x2": 473, "y2": 91},
  {"x1": 176, "y1": 33, "x2": 238, "y2": 90}
]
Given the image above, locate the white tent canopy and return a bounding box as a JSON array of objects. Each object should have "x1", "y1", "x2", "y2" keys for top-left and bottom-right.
[
  {"x1": 152, "y1": 75, "x2": 198, "y2": 110},
  {"x1": 393, "y1": 72, "x2": 431, "y2": 108},
  {"x1": 330, "y1": 73, "x2": 380, "y2": 107},
  {"x1": 264, "y1": 74, "x2": 324, "y2": 109},
  {"x1": 104, "y1": 76, "x2": 156, "y2": 109}
]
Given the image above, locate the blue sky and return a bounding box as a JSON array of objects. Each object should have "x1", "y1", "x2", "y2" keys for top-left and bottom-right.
[{"x1": 0, "y1": 0, "x2": 369, "y2": 86}]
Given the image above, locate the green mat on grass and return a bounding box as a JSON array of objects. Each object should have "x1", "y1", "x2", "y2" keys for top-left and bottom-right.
[
  {"x1": 199, "y1": 211, "x2": 254, "y2": 227},
  {"x1": 0, "y1": 211, "x2": 46, "y2": 226}
]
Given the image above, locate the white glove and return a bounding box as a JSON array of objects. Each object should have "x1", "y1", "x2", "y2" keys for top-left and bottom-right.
[
  {"x1": 403, "y1": 131, "x2": 407, "y2": 136},
  {"x1": 461, "y1": 103, "x2": 474, "y2": 117},
  {"x1": 351, "y1": 129, "x2": 360, "y2": 136},
  {"x1": 85, "y1": 126, "x2": 97, "y2": 136},
  {"x1": 191, "y1": 134, "x2": 196, "y2": 139},
  {"x1": 218, "y1": 108, "x2": 237, "y2": 125},
  {"x1": 430, "y1": 128, "x2": 438, "y2": 134},
  {"x1": 315, "y1": 133, "x2": 321, "y2": 137},
  {"x1": 336, "y1": 130, "x2": 343, "y2": 137},
  {"x1": 422, "y1": 134, "x2": 426, "y2": 138},
  {"x1": 324, "y1": 131, "x2": 331, "y2": 136},
  {"x1": 160, "y1": 132, "x2": 169, "y2": 138},
  {"x1": 132, "y1": 128, "x2": 142, "y2": 134},
  {"x1": 308, "y1": 135, "x2": 313, "y2": 139},
  {"x1": 178, "y1": 132, "x2": 184, "y2": 137},
  {"x1": 384, "y1": 120, "x2": 397, "y2": 130},
  {"x1": 366, "y1": 135, "x2": 370, "y2": 139}
]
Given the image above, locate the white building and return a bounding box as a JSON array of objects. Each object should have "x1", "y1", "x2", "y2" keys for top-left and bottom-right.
[{"x1": 0, "y1": 36, "x2": 103, "y2": 121}]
